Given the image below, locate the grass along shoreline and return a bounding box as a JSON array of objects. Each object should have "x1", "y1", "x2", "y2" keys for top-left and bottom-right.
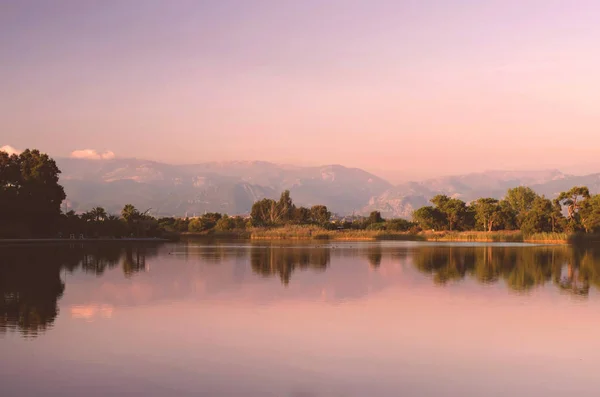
[{"x1": 180, "y1": 227, "x2": 569, "y2": 244}]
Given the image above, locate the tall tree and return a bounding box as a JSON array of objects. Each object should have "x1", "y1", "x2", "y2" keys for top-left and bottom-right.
[
  {"x1": 557, "y1": 186, "x2": 591, "y2": 232},
  {"x1": 121, "y1": 204, "x2": 139, "y2": 224},
  {"x1": 412, "y1": 206, "x2": 445, "y2": 230},
  {"x1": 579, "y1": 195, "x2": 600, "y2": 233},
  {"x1": 472, "y1": 198, "x2": 503, "y2": 232},
  {"x1": 310, "y1": 205, "x2": 331, "y2": 225},
  {"x1": 520, "y1": 196, "x2": 553, "y2": 235},
  {"x1": 505, "y1": 186, "x2": 538, "y2": 228},
  {"x1": 0, "y1": 149, "x2": 66, "y2": 237}
]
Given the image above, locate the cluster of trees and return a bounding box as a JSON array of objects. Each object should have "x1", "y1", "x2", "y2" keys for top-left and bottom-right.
[
  {"x1": 1, "y1": 149, "x2": 66, "y2": 237},
  {"x1": 412, "y1": 186, "x2": 600, "y2": 235},
  {"x1": 250, "y1": 191, "x2": 332, "y2": 226},
  {"x1": 60, "y1": 204, "x2": 164, "y2": 238}
]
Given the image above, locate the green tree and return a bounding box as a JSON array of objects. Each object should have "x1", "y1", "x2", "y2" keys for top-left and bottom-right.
[
  {"x1": 472, "y1": 198, "x2": 503, "y2": 232},
  {"x1": 505, "y1": 186, "x2": 538, "y2": 228},
  {"x1": 292, "y1": 206, "x2": 311, "y2": 224},
  {"x1": 520, "y1": 196, "x2": 553, "y2": 235},
  {"x1": 579, "y1": 195, "x2": 600, "y2": 233},
  {"x1": 431, "y1": 195, "x2": 467, "y2": 231},
  {"x1": 121, "y1": 204, "x2": 139, "y2": 224},
  {"x1": 412, "y1": 206, "x2": 445, "y2": 230},
  {"x1": 277, "y1": 190, "x2": 295, "y2": 223},
  {"x1": 250, "y1": 198, "x2": 276, "y2": 226},
  {"x1": 310, "y1": 205, "x2": 331, "y2": 225},
  {"x1": 215, "y1": 215, "x2": 235, "y2": 231},
  {"x1": 557, "y1": 186, "x2": 590, "y2": 231}
]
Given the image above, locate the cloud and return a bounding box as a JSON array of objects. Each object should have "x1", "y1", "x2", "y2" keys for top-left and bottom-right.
[
  {"x1": 0, "y1": 145, "x2": 21, "y2": 155},
  {"x1": 70, "y1": 149, "x2": 115, "y2": 160}
]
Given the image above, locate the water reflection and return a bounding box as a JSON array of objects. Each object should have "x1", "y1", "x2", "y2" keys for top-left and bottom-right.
[
  {"x1": 4, "y1": 242, "x2": 600, "y2": 339},
  {"x1": 0, "y1": 243, "x2": 161, "y2": 337},
  {"x1": 250, "y1": 246, "x2": 330, "y2": 285},
  {"x1": 412, "y1": 245, "x2": 600, "y2": 296}
]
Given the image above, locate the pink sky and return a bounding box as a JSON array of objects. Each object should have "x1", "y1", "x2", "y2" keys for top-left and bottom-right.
[{"x1": 2, "y1": 1, "x2": 600, "y2": 179}]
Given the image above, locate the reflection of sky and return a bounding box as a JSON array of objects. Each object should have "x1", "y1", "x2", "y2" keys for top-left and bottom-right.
[{"x1": 2, "y1": 243, "x2": 600, "y2": 397}]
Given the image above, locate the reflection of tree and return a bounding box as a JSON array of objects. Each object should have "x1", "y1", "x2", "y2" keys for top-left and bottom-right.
[
  {"x1": 122, "y1": 246, "x2": 147, "y2": 277},
  {"x1": 411, "y1": 245, "x2": 585, "y2": 292},
  {"x1": 250, "y1": 245, "x2": 330, "y2": 285},
  {"x1": 366, "y1": 246, "x2": 383, "y2": 269},
  {"x1": 0, "y1": 247, "x2": 65, "y2": 337},
  {"x1": 0, "y1": 243, "x2": 163, "y2": 338},
  {"x1": 413, "y1": 247, "x2": 475, "y2": 284}
]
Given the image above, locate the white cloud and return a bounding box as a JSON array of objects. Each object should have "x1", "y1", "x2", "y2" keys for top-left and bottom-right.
[
  {"x1": 70, "y1": 149, "x2": 115, "y2": 160},
  {"x1": 0, "y1": 145, "x2": 21, "y2": 155}
]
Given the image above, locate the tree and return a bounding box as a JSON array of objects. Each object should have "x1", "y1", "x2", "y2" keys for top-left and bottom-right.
[
  {"x1": 250, "y1": 191, "x2": 298, "y2": 226},
  {"x1": 557, "y1": 186, "x2": 590, "y2": 231},
  {"x1": 520, "y1": 196, "x2": 553, "y2": 235},
  {"x1": 579, "y1": 195, "x2": 600, "y2": 233},
  {"x1": 0, "y1": 149, "x2": 66, "y2": 237},
  {"x1": 367, "y1": 211, "x2": 384, "y2": 225},
  {"x1": 412, "y1": 206, "x2": 445, "y2": 230},
  {"x1": 83, "y1": 207, "x2": 107, "y2": 222},
  {"x1": 472, "y1": 198, "x2": 503, "y2": 232},
  {"x1": 505, "y1": 186, "x2": 538, "y2": 228},
  {"x1": 550, "y1": 199, "x2": 566, "y2": 233},
  {"x1": 251, "y1": 198, "x2": 276, "y2": 226},
  {"x1": 215, "y1": 215, "x2": 235, "y2": 231},
  {"x1": 292, "y1": 206, "x2": 311, "y2": 224},
  {"x1": 431, "y1": 195, "x2": 467, "y2": 231},
  {"x1": 310, "y1": 205, "x2": 331, "y2": 225},
  {"x1": 121, "y1": 204, "x2": 139, "y2": 224},
  {"x1": 277, "y1": 190, "x2": 295, "y2": 223}
]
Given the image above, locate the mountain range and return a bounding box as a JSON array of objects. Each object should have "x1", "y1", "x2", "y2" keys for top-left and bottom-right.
[{"x1": 56, "y1": 158, "x2": 600, "y2": 218}]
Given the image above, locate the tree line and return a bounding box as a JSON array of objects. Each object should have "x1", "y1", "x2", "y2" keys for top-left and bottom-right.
[{"x1": 412, "y1": 186, "x2": 600, "y2": 235}]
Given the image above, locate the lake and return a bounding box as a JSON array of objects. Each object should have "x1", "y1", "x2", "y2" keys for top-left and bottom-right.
[{"x1": 2, "y1": 241, "x2": 600, "y2": 396}]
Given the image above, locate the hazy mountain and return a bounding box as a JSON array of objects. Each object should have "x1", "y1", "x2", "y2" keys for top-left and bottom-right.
[
  {"x1": 359, "y1": 170, "x2": 592, "y2": 218},
  {"x1": 57, "y1": 158, "x2": 391, "y2": 216},
  {"x1": 56, "y1": 158, "x2": 600, "y2": 219}
]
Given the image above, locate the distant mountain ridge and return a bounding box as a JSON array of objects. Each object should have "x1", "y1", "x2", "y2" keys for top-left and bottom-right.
[
  {"x1": 56, "y1": 158, "x2": 391, "y2": 216},
  {"x1": 55, "y1": 158, "x2": 600, "y2": 218}
]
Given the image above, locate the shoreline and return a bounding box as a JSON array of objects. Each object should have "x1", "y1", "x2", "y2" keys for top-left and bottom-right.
[
  {"x1": 179, "y1": 230, "x2": 570, "y2": 244},
  {"x1": 1, "y1": 231, "x2": 577, "y2": 245}
]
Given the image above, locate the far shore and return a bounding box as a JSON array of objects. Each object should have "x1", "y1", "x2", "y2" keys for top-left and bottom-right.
[
  {"x1": 178, "y1": 228, "x2": 572, "y2": 244},
  {"x1": 2, "y1": 230, "x2": 582, "y2": 245}
]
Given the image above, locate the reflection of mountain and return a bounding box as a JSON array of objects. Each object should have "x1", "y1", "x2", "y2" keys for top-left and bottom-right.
[{"x1": 0, "y1": 243, "x2": 162, "y2": 337}]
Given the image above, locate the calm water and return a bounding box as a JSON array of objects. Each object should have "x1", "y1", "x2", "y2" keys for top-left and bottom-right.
[{"x1": 2, "y1": 241, "x2": 600, "y2": 396}]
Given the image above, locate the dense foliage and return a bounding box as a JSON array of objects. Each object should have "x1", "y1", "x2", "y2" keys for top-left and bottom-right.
[{"x1": 410, "y1": 186, "x2": 600, "y2": 235}]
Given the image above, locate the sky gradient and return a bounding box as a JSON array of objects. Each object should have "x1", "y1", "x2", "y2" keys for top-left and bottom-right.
[{"x1": 2, "y1": 0, "x2": 600, "y2": 180}]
